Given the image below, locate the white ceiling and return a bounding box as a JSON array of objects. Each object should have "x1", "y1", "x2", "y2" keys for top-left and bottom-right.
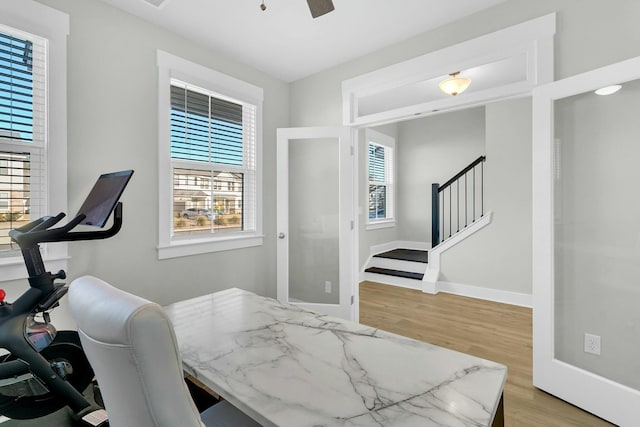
[{"x1": 97, "y1": 0, "x2": 507, "y2": 82}]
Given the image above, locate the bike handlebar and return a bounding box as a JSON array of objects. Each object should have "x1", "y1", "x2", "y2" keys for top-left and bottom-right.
[
  {"x1": 12, "y1": 214, "x2": 63, "y2": 234},
  {"x1": 9, "y1": 203, "x2": 123, "y2": 249}
]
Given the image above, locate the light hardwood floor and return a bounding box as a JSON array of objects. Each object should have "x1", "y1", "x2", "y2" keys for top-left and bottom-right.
[{"x1": 359, "y1": 281, "x2": 616, "y2": 427}]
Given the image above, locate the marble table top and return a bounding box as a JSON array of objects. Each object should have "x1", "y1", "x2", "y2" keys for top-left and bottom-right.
[{"x1": 165, "y1": 288, "x2": 507, "y2": 427}]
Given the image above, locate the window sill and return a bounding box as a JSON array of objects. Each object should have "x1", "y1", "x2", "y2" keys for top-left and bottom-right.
[
  {"x1": 158, "y1": 233, "x2": 264, "y2": 259},
  {"x1": 0, "y1": 256, "x2": 69, "y2": 282},
  {"x1": 366, "y1": 220, "x2": 396, "y2": 231}
]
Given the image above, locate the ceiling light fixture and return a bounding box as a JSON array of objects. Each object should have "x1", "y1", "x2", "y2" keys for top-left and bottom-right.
[
  {"x1": 260, "y1": 1, "x2": 267, "y2": 11},
  {"x1": 439, "y1": 71, "x2": 471, "y2": 96},
  {"x1": 594, "y1": 85, "x2": 622, "y2": 96}
]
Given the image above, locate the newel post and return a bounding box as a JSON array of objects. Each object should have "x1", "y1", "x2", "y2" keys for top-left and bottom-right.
[{"x1": 431, "y1": 183, "x2": 440, "y2": 248}]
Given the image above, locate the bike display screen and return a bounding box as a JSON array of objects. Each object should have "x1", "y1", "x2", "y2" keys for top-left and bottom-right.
[{"x1": 76, "y1": 170, "x2": 134, "y2": 227}]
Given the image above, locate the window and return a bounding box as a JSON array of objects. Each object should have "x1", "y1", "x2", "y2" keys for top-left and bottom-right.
[
  {"x1": 366, "y1": 129, "x2": 395, "y2": 229},
  {"x1": 157, "y1": 51, "x2": 263, "y2": 259},
  {"x1": 0, "y1": 1, "x2": 68, "y2": 279},
  {"x1": 170, "y1": 81, "x2": 254, "y2": 236}
]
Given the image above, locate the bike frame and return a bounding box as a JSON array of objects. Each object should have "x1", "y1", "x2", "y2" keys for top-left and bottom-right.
[{"x1": 0, "y1": 203, "x2": 123, "y2": 416}]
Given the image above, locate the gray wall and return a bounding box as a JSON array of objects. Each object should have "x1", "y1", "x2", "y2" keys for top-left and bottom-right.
[
  {"x1": 439, "y1": 98, "x2": 532, "y2": 294},
  {"x1": 23, "y1": 0, "x2": 635, "y2": 392},
  {"x1": 31, "y1": 0, "x2": 289, "y2": 311},
  {"x1": 290, "y1": 0, "x2": 640, "y2": 295},
  {"x1": 396, "y1": 108, "x2": 486, "y2": 244}
]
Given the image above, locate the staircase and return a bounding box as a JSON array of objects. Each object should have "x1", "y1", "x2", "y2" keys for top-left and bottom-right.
[
  {"x1": 431, "y1": 155, "x2": 486, "y2": 247},
  {"x1": 363, "y1": 248, "x2": 429, "y2": 290},
  {"x1": 363, "y1": 156, "x2": 492, "y2": 294}
]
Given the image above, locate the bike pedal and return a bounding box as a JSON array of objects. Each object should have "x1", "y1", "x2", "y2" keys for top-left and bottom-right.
[{"x1": 79, "y1": 408, "x2": 109, "y2": 426}]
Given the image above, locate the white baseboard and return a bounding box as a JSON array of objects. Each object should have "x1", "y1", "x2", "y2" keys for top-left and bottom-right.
[
  {"x1": 396, "y1": 240, "x2": 430, "y2": 251},
  {"x1": 363, "y1": 278, "x2": 531, "y2": 308},
  {"x1": 369, "y1": 240, "x2": 429, "y2": 257},
  {"x1": 437, "y1": 281, "x2": 532, "y2": 308},
  {"x1": 368, "y1": 241, "x2": 397, "y2": 257}
]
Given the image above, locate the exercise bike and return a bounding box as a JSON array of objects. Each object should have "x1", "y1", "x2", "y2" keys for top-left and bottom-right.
[{"x1": 0, "y1": 170, "x2": 133, "y2": 426}]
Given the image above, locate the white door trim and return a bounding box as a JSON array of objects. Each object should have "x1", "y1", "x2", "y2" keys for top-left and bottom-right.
[{"x1": 342, "y1": 13, "x2": 555, "y2": 127}]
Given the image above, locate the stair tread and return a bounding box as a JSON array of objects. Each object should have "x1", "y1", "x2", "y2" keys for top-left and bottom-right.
[
  {"x1": 365, "y1": 267, "x2": 424, "y2": 280},
  {"x1": 373, "y1": 249, "x2": 428, "y2": 263}
]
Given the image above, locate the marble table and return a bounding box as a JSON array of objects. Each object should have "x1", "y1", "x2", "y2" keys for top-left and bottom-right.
[{"x1": 165, "y1": 288, "x2": 507, "y2": 427}]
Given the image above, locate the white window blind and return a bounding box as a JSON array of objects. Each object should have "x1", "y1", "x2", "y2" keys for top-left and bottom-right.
[
  {"x1": 169, "y1": 79, "x2": 257, "y2": 237},
  {"x1": 170, "y1": 84, "x2": 244, "y2": 165},
  {"x1": 0, "y1": 26, "x2": 46, "y2": 258},
  {"x1": 368, "y1": 142, "x2": 394, "y2": 221}
]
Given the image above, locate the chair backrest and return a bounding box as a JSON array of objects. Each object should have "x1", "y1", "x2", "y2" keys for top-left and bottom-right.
[{"x1": 68, "y1": 275, "x2": 204, "y2": 427}]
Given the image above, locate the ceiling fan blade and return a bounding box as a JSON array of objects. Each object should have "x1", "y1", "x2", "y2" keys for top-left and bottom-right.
[{"x1": 307, "y1": 0, "x2": 335, "y2": 18}]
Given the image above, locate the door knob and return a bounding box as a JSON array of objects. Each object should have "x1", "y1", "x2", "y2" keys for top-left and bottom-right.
[{"x1": 278, "y1": 232, "x2": 285, "y2": 239}]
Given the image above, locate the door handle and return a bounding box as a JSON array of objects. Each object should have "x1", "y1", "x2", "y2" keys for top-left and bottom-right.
[{"x1": 278, "y1": 232, "x2": 285, "y2": 239}]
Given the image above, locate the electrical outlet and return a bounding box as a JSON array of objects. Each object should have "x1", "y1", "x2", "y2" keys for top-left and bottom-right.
[
  {"x1": 584, "y1": 333, "x2": 601, "y2": 355},
  {"x1": 324, "y1": 281, "x2": 332, "y2": 293}
]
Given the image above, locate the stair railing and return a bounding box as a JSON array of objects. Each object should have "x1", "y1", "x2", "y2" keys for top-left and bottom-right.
[{"x1": 431, "y1": 156, "x2": 486, "y2": 247}]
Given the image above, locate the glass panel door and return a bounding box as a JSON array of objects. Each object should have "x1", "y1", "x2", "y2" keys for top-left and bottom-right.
[
  {"x1": 554, "y1": 79, "x2": 640, "y2": 392},
  {"x1": 288, "y1": 138, "x2": 340, "y2": 305},
  {"x1": 533, "y1": 57, "x2": 640, "y2": 427}
]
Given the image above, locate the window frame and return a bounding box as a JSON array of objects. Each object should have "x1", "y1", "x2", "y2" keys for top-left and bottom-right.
[
  {"x1": 0, "y1": 1, "x2": 68, "y2": 281},
  {"x1": 157, "y1": 51, "x2": 263, "y2": 259},
  {"x1": 366, "y1": 129, "x2": 396, "y2": 230}
]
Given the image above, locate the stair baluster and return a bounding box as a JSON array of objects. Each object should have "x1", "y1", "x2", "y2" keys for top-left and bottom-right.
[{"x1": 431, "y1": 156, "x2": 486, "y2": 247}]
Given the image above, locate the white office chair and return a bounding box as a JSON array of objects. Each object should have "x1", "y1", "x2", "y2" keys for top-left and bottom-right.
[{"x1": 68, "y1": 275, "x2": 261, "y2": 427}]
